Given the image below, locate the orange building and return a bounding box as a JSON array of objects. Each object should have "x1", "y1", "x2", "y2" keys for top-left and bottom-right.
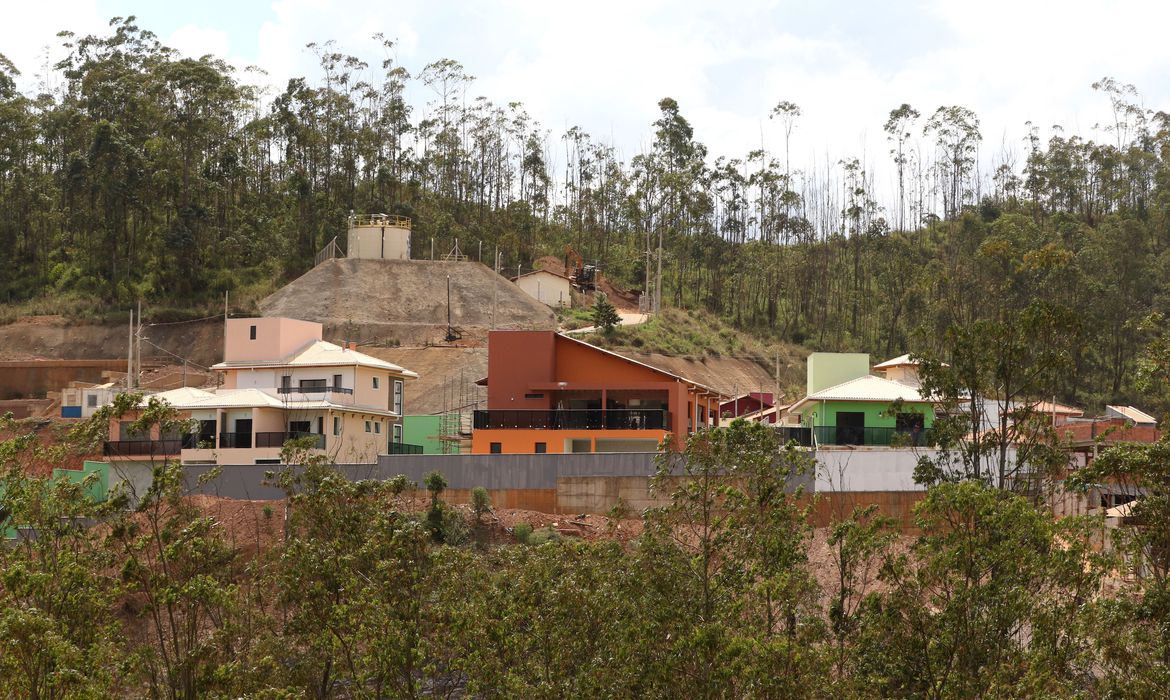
[{"x1": 471, "y1": 331, "x2": 725, "y2": 454}]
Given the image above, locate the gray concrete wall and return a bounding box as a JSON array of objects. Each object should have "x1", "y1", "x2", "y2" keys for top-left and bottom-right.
[{"x1": 179, "y1": 451, "x2": 813, "y2": 502}]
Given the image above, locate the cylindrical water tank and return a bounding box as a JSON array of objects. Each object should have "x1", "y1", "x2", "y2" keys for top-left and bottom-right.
[{"x1": 346, "y1": 214, "x2": 412, "y2": 260}]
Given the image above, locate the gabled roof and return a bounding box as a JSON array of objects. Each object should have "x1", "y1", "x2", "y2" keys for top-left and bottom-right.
[
  {"x1": 873, "y1": 353, "x2": 919, "y2": 370},
  {"x1": 788, "y1": 374, "x2": 930, "y2": 414},
  {"x1": 512, "y1": 268, "x2": 571, "y2": 282},
  {"x1": 555, "y1": 333, "x2": 724, "y2": 397},
  {"x1": 1107, "y1": 405, "x2": 1158, "y2": 425},
  {"x1": 138, "y1": 387, "x2": 216, "y2": 408},
  {"x1": 1030, "y1": 400, "x2": 1083, "y2": 417},
  {"x1": 212, "y1": 340, "x2": 419, "y2": 378},
  {"x1": 145, "y1": 387, "x2": 400, "y2": 416}
]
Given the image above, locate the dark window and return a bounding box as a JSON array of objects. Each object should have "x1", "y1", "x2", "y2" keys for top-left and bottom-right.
[
  {"x1": 895, "y1": 412, "x2": 925, "y2": 433},
  {"x1": 535, "y1": 442, "x2": 547, "y2": 453},
  {"x1": 524, "y1": 393, "x2": 545, "y2": 399},
  {"x1": 299, "y1": 379, "x2": 327, "y2": 391},
  {"x1": 836, "y1": 412, "x2": 866, "y2": 445},
  {"x1": 255, "y1": 459, "x2": 280, "y2": 465},
  {"x1": 490, "y1": 442, "x2": 502, "y2": 454},
  {"x1": 333, "y1": 374, "x2": 343, "y2": 388},
  {"x1": 249, "y1": 325, "x2": 256, "y2": 340},
  {"x1": 289, "y1": 420, "x2": 311, "y2": 434},
  {"x1": 333, "y1": 416, "x2": 341, "y2": 435}
]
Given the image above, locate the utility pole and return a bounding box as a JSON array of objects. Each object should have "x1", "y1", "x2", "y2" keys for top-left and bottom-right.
[
  {"x1": 127, "y1": 308, "x2": 134, "y2": 389},
  {"x1": 135, "y1": 299, "x2": 142, "y2": 389},
  {"x1": 655, "y1": 226, "x2": 663, "y2": 314}
]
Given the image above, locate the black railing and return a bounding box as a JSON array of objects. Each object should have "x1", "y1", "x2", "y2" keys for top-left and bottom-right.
[
  {"x1": 277, "y1": 386, "x2": 353, "y2": 395},
  {"x1": 218, "y1": 432, "x2": 253, "y2": 449},
  {"x1": 387, "y1": 441, "x2": 424, "y2": 455},
  {"x1": 473, "y1": 409, "x2": 670, "y2": 431},
  {"x1": 255, "y1": 431, "x2": 325, "y2": 449},
  {"x1": 813, "y1": 425, "x2": 937, "y2": 447},
  {"x1": 103, "y1": 438, "x2": 192, "y2": 457},
  {"x1": 775, "y1": 426, "x2": 814, "y2": 447}
]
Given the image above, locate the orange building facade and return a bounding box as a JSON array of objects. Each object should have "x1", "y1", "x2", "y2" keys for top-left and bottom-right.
[{"x1": 471, "y1": 331, "x2": 724, "y2": 454}]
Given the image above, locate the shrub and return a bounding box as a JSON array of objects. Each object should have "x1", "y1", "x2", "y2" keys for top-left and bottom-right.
[
  {"x1": 527, "y1": 526, "x2": 562, "y2": 546},
  {"x1": 513, "y1": 522, "x2": 533, "y2": 544},
  {"x1": 471, "y1": 486, "x2": 492, "y2": 522}
]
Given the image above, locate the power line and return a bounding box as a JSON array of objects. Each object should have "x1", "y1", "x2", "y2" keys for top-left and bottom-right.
[
  {"x1": 139, "y1": 337, "x2": 214, "y2": 372},
  {"x1": 143, "y1": 312, "x2": 224, "y2": 328}
]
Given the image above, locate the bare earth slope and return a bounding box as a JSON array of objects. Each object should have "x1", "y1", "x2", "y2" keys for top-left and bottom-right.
[{"x1": 260, "y1": 258, "x2": 556, "y2": 345}]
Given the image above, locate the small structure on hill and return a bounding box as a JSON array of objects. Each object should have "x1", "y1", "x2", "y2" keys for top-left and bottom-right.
[
  {"x1": 513, "y1": 269, "x2": 572, "y2": 308},
  {"x1": 346, "y1": 213, "x2": 412, "y2": 260}
]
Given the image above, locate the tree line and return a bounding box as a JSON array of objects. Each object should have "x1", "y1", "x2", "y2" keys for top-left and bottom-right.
[
  {"x1": 2, "y1": 18, "x2": 1169, "y2": 408},
  {"x1": 2, "y1": 401, "x2": 1169, "y2": 698}
]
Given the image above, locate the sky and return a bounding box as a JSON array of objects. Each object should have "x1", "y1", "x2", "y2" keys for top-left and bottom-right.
[{"x1": 5, "y1": 0, "x2": 1170, "y2": 202}]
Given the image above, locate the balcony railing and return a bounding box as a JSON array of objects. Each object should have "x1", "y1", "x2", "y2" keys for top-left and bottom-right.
[
  {"x1": 387, "y1": 441, "x2": 424, "y2": 455},
  {"x1": 219, "y1": 432, "x2": 253, "y2": 449},
  {"x1": 473, "y1": 409, "x2": 670, "y2": 431},
  {"x1": 276, "y1": 386, "x2": 354, "y2": 395},
  {"x1": 775, "y1": 426, "x2": 814, "y2": 447},
  {"x1": 813, "y1": 425, "x2": 937, "y2": 447},
  {"x1": 255, "y1": 431, "x2": 326, "y2": 449},
  {"x1": 103, "y1": 436, "x2": 198, "y2": 457}
]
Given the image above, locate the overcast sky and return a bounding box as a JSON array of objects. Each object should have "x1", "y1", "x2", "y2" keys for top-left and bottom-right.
[{"x1": 5, "y1": 0, "x2": 1170, "y2": 201}]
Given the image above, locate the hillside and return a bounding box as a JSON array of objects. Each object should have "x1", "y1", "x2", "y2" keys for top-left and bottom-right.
[{"x1": 260, "y1": 258, "x2": 555, "y2": 345}]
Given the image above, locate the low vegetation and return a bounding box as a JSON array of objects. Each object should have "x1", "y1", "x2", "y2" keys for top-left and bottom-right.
[{"x1": 2, "y1": 404, "x2": 1168, "y2": 697}]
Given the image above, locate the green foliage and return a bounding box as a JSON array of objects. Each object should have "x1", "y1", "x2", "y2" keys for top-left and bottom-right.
[
  {"x1": 512, "y1": 521, "x2": 533, "y2": 544},
  {"x1": 591, "y1": 292, "x2": 621, "y2": 334},
  {"x1": 471, "y1": 485, "x2": 491, "y2": 521}
]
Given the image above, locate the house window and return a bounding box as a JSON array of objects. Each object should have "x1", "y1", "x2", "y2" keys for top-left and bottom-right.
[
  {"x1": 364, "y1": 421, "x2": 372, "y2": 433},
  {"x1": 490, "y1": 442, "x2": 502, "y2": 454},
  {"x1": 535, "y1": 442, "x2": 547, "y2": 453},
  {"x1": 374, "y1": 422, "x2": 382, "y2": 434},
  {"x1": 255, "y1": 458, "x2": 280, "y2": 465},
  {"x1": 249, "y1": 325, "x2": 256, "y2": 340},
  {"x1": 373, "y1": 376, "x2": 380, "y2": 390},
  {"x1": 393, "y1": 424, "x2": 402, "y2": 444},
  {"x1": 525, "y1": 393, "x2": 544, "y2": 399},
  {"x1": 393, "y1": 380, "x2": 404, "y2": 414},
  {"x1": 86, "y1": 394, "x2": 98, "y2": 407},
  {"x1": 300, "y1": 379, "x2": 327, "y2": 391},
  {"x1": 289, "y1": 421, "x2": 311, "y2": 434},
  {"x1": 333, "y1": 374, "x2": 342, "y2": 389},
  {"x1": 333, "y1": 416, "x2": 341, "y2": 436},
  {"x1": 281, "y1": 375, "x2": 291, "y2": 392}
]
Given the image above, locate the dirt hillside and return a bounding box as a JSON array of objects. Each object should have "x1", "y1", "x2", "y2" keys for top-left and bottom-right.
[
  {"x1": 360, "y1": 343, "x2": 779, "y2": 415},
  {"x1": 0, "y1": 316, "x2": 223, "y2": 367},
  {"x1": 261, "y1": 258, "x2": 556, "y2": 345}
]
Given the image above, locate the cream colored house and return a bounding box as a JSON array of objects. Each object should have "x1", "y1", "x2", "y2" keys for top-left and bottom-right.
[
  {"x1": 513, "y1": 269, "x2": 572, "y2": 308},
  {"x1": 103, "y1": 317, "x2": 418, "y2": 466}
]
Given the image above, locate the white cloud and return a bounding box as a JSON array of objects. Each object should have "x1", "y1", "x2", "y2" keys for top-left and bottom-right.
[{"x1": 167, "y1": 24, "x2": 231, "y2": 61}]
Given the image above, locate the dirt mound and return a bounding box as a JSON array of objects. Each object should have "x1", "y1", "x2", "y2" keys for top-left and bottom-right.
[
  {"x1": 361, "y1": 346, "x2": 488, "y2": 415},
  {"x1": 261, "y1": 259, "x2": 556, "y2": 345},
  {"x1": 620, "y1": 351, "x2": 781, "y2": 400}
]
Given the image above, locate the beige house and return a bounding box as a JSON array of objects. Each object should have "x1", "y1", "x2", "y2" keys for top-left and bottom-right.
[
  {"x1": 513, "y1": 269, "x2": 572, "y2": 308},
  {"x1": 103, "y1": 317, "x2": 419, "y2": 466}
]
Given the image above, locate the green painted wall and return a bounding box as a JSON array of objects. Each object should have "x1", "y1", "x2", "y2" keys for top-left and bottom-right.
[
  {"x1": 402, "y1": 415, "x2": 461, "y2": 454},
  {"x1": 798, "y1": 400, "x2": 935, "y2": 428}
]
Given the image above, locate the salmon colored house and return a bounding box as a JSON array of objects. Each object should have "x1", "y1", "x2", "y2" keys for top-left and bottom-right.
[
  {"x1": 471, "y1": 331, "x2": 725, "y2": 454},
  {"x1": 103, "y1": 317, "x2": 419, "y2": 466}
]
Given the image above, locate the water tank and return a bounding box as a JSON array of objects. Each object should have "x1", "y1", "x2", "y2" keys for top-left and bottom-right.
[{"x1": 346, "y1": 214, "x2": 412, "y2": 260}]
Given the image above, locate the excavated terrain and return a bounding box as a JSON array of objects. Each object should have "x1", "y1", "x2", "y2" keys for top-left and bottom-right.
[{"x1": 260, "y1": 258, "x2": 556, "y2": 346}]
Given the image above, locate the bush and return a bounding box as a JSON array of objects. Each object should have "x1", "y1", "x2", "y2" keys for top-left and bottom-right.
[
  {"x1": 527, "y1": 526, "x2": 562, "y2": 546},
  {"x1": 471, "y1": 486, "x2": 492, "y2": 522},
  {"x1": 513, "y1": 522, "x2": 533, "y2": 544}
]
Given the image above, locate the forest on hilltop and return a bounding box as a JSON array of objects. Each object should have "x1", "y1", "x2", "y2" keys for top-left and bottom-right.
[{"x1": 1, "y1": 18, "x2": 1169, "y2": 410}]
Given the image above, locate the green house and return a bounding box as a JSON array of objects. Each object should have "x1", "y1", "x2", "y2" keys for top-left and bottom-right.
[
  {"x1": 787, "y1": 353, "x2": 936, "y2": 447},
  {"x1": 2, "y1": 460, "x2": 110, "y2": 539}
]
